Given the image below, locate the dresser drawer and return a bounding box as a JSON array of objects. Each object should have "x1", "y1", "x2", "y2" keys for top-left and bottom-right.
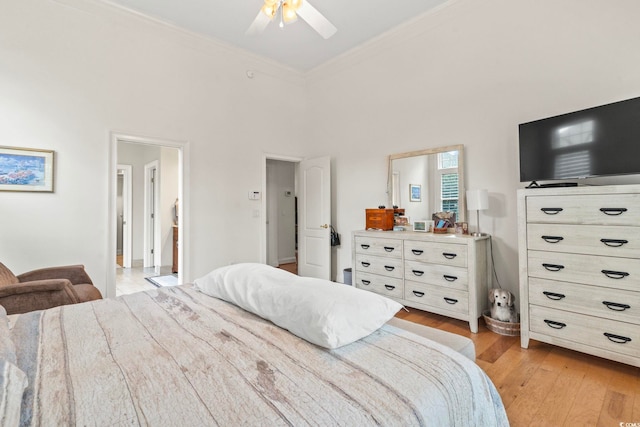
[
  {"x1": 404, "y1": 281, "x2": 469, "y2": 314},
  {"x1": 530, "y1": 305, "x2": 640, "y2": 358},
  {"x1": 527, "y1": 250, "x2": 640, "y2": 292},
  {"x1": 527, "y1": 223, "x2": 640, "y2": 258},
  {"x1": 526, "y1": 194, "x2": 640, "y2": 225},
  {"x1": 354, "y1": 271, "x2": 403, "y2": 299},
  {"x1": 529, "y1": 277, "x2": 640, "y2": 325},
  {"x1": 354, "y1": 237, "x2": 402, "y2": 258},
  {"x1": 404, "y1": 260, "x2": 468, "y2": 290},
  {"x1": 404, "y1": 240, "x2": 467, "y2": 267},
  {"x1": 354, "y1": 254, "x2": 403, "y2": 278}
]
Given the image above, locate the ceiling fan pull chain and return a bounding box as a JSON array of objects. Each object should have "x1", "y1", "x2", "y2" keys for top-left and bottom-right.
[{"x1": 279, "y1": 0, "x2": 285, "y2": 28}]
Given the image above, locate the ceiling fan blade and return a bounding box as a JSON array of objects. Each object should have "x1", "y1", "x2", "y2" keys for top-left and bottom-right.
[
  {"x1": 246, "y1": 11, "x2": 272, "y2": 36},
  {"x1": 296, "y1": 1, "x2": 337, "y2": 39}
]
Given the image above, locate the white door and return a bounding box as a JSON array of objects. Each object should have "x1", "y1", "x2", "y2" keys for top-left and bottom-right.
[
  {"x1": 117, "y1": 164, "x2": 132, "y2": 268},
  {"x1": 298, "y1": 156, "x2": 331, "y2": 280},
  {"x1": 144, "y1": 161, "x2": 160, "y2": 268}
]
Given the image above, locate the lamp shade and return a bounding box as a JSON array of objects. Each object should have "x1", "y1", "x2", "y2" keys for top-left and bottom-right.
[{"x1": 466, "y1": 189, "x2": 489, "y2": 211}]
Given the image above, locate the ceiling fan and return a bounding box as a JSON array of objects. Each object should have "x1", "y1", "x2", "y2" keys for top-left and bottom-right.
[{"x1": 246, "y1": 0, "x2": 337, "y2": 39}]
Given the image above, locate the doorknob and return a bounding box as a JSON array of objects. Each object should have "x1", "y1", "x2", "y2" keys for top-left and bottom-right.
[{"x1": 320, "y1": 224, "x2": 329, "y2": 228}]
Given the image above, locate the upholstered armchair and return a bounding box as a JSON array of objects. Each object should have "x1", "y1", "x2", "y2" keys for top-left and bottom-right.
[{"x1": 0, "y1": 263, "x2": 103, "y2": 315}]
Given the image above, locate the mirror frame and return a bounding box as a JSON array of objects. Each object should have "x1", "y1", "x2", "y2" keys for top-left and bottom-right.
[{"x1": 387, "y1": 144, "x2": 466, "y2": 223}]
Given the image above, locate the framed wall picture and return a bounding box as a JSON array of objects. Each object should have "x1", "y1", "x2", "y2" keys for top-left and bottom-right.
[
  {"x1": 0, "y1": 146, "x2": 54, "y2": 192},
  {"x1": 409, "y1": 184, "x2": 421, "y2": 202}
]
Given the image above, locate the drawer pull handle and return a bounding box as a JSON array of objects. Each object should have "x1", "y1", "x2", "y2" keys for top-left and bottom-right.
[
  {"x1": 600, "y1": 238, "x2": 629, "y2": 247},
  {"x1": 442, "y1": 252, "x2": 457, "y2": 259},
  {"x1": 412, "y1": 249, "x2": 424, "y2": 255},
  {"x1": 384, "y1": 284, "x2": 395, "y2": 291},
  {"x1": 360, "y1": 244, "x2": 370, "y2": 249},
  {"x1": 443, "y1": 275, "x2": 458, "y2": 282},
  {"x1": 543, "y1": 291, "x2": 566, "y2": 301},
  {"x1": 361, "y1": 262, "x2": 371, "y2": 267},
  {"x1": 601, "y1": 270, "x2": 629, "y2": 279},
  {"x1": 541, "y1": 235, "x2": 564, "y2": 244},
  {"x1": 383, "y1": 246, "x2": 395, "y2": 252},
  {"x1": 361, "y1": 280, "x2": 371, "y2": 285},
  {"x1": 604, "y1": 333, "x2": 632, "y2": 344},
  {"x1": 541, "y1": 208, "x2": 563, "y2": 215},
  {"x1": 600, "y1": 208, "x2": 627, "y2": 216},
  {"x1": 384, "y1": 265, "x2": 395, "y2": 271},
  {"x1": 412, "y1": 291, "x2": 425, "y2": 297},
  {"x1": 542, "y1": 263, "x2": 565, "y2": 272},
  {"x1": 544, "y1": 319, "x2": 567, "y2": 329},
  {"x1": 443, "y1": 297, "x2": 458, "y2": 305},
  {"x1": 602, "y1": 301, "x2": 631, "y2": 311},
  {"x1": 412, "y1": 270, "x2": 424, "y2": 276}
]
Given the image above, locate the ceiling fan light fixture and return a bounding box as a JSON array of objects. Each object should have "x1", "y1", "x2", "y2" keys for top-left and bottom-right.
[
  {"x1": 261, "y1": 3, "x2": 278, "y2": 19},
  {"x1": 286, "y1": 0, "x2": 303, "y2": 11},
  {"x1": 282, "y1": 3, "x2": 298, "y2": 23},
  {"x1": 247, "y1": 0, "x2": 336, "y2": 39}
]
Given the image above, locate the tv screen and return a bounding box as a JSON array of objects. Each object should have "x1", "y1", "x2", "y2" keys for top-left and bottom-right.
[{"x1": 519, "y1": 96, "x2": 640, "y2": 183}]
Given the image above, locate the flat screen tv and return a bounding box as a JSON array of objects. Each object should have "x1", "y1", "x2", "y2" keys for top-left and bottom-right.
[{"x1": 519, "y1": 96, "x2": 640, "y2": 185}]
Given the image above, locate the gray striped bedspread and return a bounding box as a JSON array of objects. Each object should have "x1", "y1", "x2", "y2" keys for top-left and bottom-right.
[{"x1": 8, "y1": 285, "x2": 508, "y2": 426}]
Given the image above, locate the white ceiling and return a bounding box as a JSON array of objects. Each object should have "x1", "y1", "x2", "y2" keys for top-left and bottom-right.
[{"x1": 105, "y1": 0, "x2": 450, "y2": 71}]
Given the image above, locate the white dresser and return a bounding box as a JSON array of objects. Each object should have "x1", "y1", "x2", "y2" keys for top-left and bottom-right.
[
  {"x1": 352, "y1": 230, "x2": 490, "y2": 332},
  {"x1": 518, "y1": 185, "x2": 640, "y2": 367}
]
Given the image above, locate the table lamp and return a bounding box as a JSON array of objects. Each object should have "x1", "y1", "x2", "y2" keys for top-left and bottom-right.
[{"x1": 466, "y1": 189, "x2": 489, "y2": 237}]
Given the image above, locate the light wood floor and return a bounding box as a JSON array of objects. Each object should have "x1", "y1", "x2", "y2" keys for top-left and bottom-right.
[
  {"x1": 395, "y1": 308, "x2": 640, "y2": 427},
  {"x1": 278, "y1": 262, "x2": 297, "y2": 274}
]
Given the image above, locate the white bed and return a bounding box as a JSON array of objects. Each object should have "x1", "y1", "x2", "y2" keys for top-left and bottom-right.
[{"x1": 1, "y1": 264, "x2": 508, "y2": 426}]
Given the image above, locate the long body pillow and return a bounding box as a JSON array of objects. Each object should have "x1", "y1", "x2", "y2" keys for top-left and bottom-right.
[{"x1": 194, "y1": 263, "x2": 403, "y2": 349}]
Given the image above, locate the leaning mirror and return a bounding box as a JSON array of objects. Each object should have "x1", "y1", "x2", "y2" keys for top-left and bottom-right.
[{"x1": 388, "y1": 144, "x2": 466, "y2": 225}]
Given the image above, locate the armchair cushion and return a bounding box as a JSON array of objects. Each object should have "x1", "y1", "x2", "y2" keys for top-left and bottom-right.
[
  {"x1": 0, "y1": 279, "x2": 81, "y2": 315},
  {"x1": 16, "y1": 264, "x2": 93, "y2": 286},
  {"x1": 0, "y1": 263, "x2": 18, "y2": 286},
  {"x1": 0, "y1": 263, "x2": 102, "y2": 315}
]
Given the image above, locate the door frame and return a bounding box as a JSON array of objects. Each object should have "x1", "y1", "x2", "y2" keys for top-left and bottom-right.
[
  {"x1": 143, "y1": 160, "x2": 160, "y2": 268},
  {"x1": 117, "y1": 164, "x2": 132, "y2": 268},
  {"x1": 261, "y1": 153, "x2": 303, "y2": 266},
  {"x1": 107, "y1": 133, "x2": 190, "y2": 299}
]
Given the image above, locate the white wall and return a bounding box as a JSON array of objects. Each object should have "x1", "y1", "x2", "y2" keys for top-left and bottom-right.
[
  {"x1": 307, "y1": 0, "x2": 640, "y2": 297},
  {"x1": 0, "y1": 0, "x2": 308, "y2": 296}
]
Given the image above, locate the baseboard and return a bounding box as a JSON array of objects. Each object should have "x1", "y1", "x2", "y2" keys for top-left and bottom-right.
[{"x1": 278, "y1": 257, "x2": 296, "y2": 265}]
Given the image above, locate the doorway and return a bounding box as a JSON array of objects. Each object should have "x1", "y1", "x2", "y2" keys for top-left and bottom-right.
[
  {"x1": 262, "y1": 154, "x2": 331, "y2": 280},
  {"x1": 108, "y1": 133, "x2": 187, "y2": 298},
  {"x1": 266, "y1": 159, "x2": 298, "y2": 274}
]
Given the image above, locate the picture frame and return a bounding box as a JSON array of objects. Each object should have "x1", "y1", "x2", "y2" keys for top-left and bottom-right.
[
  {"x1": 413, "y1": 220, "x2": 428, "y2": 232},
  {"x1": 0, "y1": 146, "x2": 54, "y2": 192},
  {"x1": 409, "y1": 184, "x2": 421, "y2": 202}
]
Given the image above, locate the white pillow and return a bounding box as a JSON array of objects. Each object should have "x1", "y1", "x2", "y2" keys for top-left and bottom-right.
[{"x1": 193, "y1": 263, "x2": 403, "y2": 349}]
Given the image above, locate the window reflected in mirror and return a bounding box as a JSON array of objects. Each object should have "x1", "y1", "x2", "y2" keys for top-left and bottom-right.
[{"x1": 388, "y1": 145, "x2": 465, "y2": 224}]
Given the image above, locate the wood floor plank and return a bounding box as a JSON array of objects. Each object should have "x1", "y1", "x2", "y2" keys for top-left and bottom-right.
[
  {"x1": 633, "y1": 389, "x2": 640, "y2": 421},
  {"x1": 504, "y1": 367, "x2": 559, "y2": 426},
  {"x1": 532, "y1": 366, "x2": 584, "y2": 426},
  {"x1": 598, "y1": 390, "x2": 634, "y2": 427},
  {"x1": 477, "y1": 334, "x2": 519, "y2": 364},
  {"x1": 563, "y1": 374, "x2": 609, "y2": 427}
]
